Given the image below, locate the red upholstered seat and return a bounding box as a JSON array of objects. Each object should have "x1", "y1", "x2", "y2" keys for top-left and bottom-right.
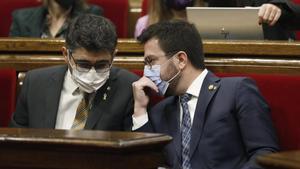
[
  {"x1": 88, "y1": 0, "x2": 129, "y2": 38},
  {"x1": 141, "y1": 0, "x2": 149, "y2": 16},
  {"x1": 0, "y1": 0, "x2": 41, "y2": 37},
  {"x1": 0, "y1": 69, "x2": 17, "y2": 127},
  {"x1": 216, "y1": 73, "x2": 300, "y2": 150}
]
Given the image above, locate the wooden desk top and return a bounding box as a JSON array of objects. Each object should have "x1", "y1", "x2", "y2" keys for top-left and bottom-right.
[
  {"x1": 1, "y1": 38, "x2": 300, "y2": 56},
  {"x1": 0, "y1": 128, "x2": 172, "y2": 149},
  {"x1": 257, "y1": 151, "x2": 300, "y2": 169},
  {"x1": 0, "y1": 128, "x2": 172, "y2": 169},
  {"x1": 1, "y1": 38, "x2": 300, "y2": 74}
]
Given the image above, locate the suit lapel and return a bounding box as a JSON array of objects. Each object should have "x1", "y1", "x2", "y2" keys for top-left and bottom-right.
[
  {"x1": 44, "y1": 66, "x2": 67, "y2": 128},
  {"x1": 84, "y1": 68, "x2": 117, "y2": 129},
  {"x1": 164, "y1": 97, "x2": 182, "y2": 161},
  {"x1": 190, "y1": 71, "x2": 220, "y2": 158}
]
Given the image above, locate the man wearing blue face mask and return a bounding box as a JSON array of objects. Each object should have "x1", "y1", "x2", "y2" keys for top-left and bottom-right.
[
  {"x1": 132, "y1": 20, "x2": 278, "y2": 169},
  {"x1": 10, "y1": 14, "x2": 139, "y2": 130}
]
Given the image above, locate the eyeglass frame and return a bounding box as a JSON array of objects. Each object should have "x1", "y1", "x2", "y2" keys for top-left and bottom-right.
[{"x1": 67, "y1": 49, "x2": 112, "y2": 73}]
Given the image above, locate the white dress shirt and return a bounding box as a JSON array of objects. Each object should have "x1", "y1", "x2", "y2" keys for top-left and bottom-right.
[
  {"x1": 132, "y1": 69, "x2": 208, "y2": 130},
  {"x1": 55, "y1": 70, "x2": 84, "y2": 129}
]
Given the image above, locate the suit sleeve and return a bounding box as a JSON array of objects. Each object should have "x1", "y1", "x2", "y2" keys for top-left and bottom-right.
[
  {"x1": 270, "y1": 0, "x2": 300, "y2": 29},
  {"x1": 9, "y1": 72, "x2": 31, "y2": 127},
  {"x1": 235, "y1": 78, "x2": 279, "y2": 169}
]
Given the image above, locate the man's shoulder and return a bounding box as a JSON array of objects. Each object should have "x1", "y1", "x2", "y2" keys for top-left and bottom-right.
[
  {"x1": 26, "y1": 65, "x2": 67, "y2": 78},
  {"x1": 111, "y1": 67, "x2": 139, "y2": 82}
]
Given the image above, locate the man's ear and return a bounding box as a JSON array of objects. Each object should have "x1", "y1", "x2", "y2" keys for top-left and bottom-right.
[
  {"x1": 62, "y1": 46, "x2": 68, "y2": 63},
  {"x1": 176, "y1": 51, "x2": 188, "y2": 70}
]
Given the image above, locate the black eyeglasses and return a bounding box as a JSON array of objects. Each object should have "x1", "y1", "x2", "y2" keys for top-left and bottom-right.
[{"x1": 68, "y1": 49, "x2": 112, "y2": 73}]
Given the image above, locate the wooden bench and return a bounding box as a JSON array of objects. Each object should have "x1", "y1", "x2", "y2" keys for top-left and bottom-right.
[{"x1": 0, "y1": 38, "x2": 300, "y2": 150}]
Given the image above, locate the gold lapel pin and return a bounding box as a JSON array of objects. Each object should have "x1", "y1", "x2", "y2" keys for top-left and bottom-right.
[{"x1": 208, "y1": 84, "x2": 214, "y2": 91}]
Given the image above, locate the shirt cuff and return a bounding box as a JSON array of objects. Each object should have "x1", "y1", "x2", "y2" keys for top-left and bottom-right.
[{"x1": 132, "y1": 113, "x2": 149, "y2": 130}]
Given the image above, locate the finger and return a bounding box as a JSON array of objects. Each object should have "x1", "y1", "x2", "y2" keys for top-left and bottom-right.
[
  {"x1": 133, "y1": 77, "x2": 158, "y2": 93},
  {"x1": 270, "y1": 8, "x2": 281, "y2": 26},
  {"x1": 262, "y1": 5, "x2": 272, "y2": 23},
  {"x1": 258, "y1": 5, "x2": 266, "y2": 24}
]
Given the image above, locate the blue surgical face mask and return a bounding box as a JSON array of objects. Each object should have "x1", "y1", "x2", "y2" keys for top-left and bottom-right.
[{"x1": 144, "y1": 63, "x2": 180, "y2": 96}]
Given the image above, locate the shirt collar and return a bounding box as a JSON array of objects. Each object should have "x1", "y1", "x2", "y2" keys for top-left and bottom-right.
[
  {"x1": 64, "y1": 69, "x2": 80, "y2": 95},
  {"x1": 186, "y1": 69, "x2": 208, "y2": 98}
]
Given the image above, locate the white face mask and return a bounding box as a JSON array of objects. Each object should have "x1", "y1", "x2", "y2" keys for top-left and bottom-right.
[{"x1": 70, "y1": 64, "x2": 110, "y2": 93}]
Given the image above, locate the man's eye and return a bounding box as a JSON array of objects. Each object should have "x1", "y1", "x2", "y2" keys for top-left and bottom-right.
[
  {"x1": 78, "y1": 63, "x2": 91, "y2": 69},
  {"x1": 95, "y1": 64, "x2": 109, "y2": 69}
]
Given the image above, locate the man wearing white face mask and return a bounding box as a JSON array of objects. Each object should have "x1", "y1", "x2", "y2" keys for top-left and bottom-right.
[
  {"x1": 10, "y1": 14, "x2": 139, "y2": 131},
  {"x1": 132, "y1": 20, "x2": 278, "y2": 169}
]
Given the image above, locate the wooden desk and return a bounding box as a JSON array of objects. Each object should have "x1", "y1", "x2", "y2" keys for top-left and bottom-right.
[
  {"x1": 257, "y1": 151, "x2": 300, "y2": 169},
  {"x1": 0, "y1": 128, "x2": 172, "y2": 169},
  {"x1": 1, "y1": 38, "x2": 300, "y2": 74}
]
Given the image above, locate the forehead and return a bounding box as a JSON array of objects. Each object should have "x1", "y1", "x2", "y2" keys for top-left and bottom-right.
[
  {"x1": 71, "y1": 47, "x2": 112, "y2": 60},
  {"x1": 144, "y1": 38, "x2": 167, "y2": 60}
]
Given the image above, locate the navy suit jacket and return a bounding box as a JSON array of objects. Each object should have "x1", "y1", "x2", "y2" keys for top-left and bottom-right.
[{"x1": 138, "y1": 71, "x2": 279, "y2": 169}]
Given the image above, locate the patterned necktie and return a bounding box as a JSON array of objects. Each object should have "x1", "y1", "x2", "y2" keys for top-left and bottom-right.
[
  {"x1": 180, "y1": 93, "x2": 192, "y2": 169},
  {"x1": 71, "y1": 92, "x2": 93, "y2": 130}
]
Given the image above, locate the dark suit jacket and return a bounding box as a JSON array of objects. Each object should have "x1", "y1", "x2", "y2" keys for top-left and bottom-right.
[
  {"x1": 9, "y1": 5, "x2": 102, "y2": 37},
  {"x1": 10, "y1": 65, "x2": 139, "y2": 131},
  {"x1": 138, "y1": 71, "x2": 279, "y2": 169},
  {"x1": 275, "y1": 0, "x2": 300, "y2": 30},
  {"x1": 206, "y1": 0, "x2": 299, "y2": 40}
]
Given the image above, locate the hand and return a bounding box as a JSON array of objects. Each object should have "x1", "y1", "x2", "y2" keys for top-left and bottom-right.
[
  {"x1": 258, "y1": 3, "x2": 282, "y2": 26},
  {"x1": 132, "y1": 76, "x2": 158, "y2": 117}
]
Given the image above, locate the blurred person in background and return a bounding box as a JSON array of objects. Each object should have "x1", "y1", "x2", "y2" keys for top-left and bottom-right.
[
  {"x1": 134, "y1": 0, "x2": 204, "y2": 38},
  {"x1": 10, "y1": 0, "x2": 102, "y2": 38},
  {"x1": 206, "y1": 0, "x2": 300, "y2": 40}
]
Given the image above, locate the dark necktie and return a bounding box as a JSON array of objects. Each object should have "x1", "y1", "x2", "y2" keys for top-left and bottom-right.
[
  {"x1": 71, "y1": 92, "x2": 93, "y2": 129},
  {"x1": 180, "y1": 93, "x2": 192, "y2": 169}
]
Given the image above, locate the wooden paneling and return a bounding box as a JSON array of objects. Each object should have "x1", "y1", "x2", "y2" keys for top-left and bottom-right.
[{"x1": 1, "y1": 38, "x2": 300, "y2": 74}]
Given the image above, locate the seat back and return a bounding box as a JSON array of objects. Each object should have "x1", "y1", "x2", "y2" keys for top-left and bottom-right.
[
  {"x1": 88, "y1": 0, "x2": 129, "y2": 38},
  {"x1": 0, "y1": 69, "x2": 17, "y2": 126},
  {"x1": 216, "y1": 73, "x2": 300, "y2": 150},
  {"x1": 0, "y1": 0, "x2": 41, "y2": 37}
]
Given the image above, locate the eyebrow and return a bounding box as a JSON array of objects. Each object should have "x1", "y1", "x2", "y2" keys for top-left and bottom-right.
[{"x1": 76, "y1": 59, "x2": 110, "y2": 64}]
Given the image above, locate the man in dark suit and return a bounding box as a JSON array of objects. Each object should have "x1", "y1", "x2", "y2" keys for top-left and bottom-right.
[
  {"x1": 10, "y1": 14, "x2": 138, "y2": 130},
  {"x1": 132, "y1": 20, "x2": 279, "y2": 169}
]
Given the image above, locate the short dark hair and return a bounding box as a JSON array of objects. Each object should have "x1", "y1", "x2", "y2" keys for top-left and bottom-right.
[
  {"x1": 138, "y1": 20, "x2": 205, "y2": 69},
  {"x1": 66, "y1": 14, "x2": 117, "y2": 54}
]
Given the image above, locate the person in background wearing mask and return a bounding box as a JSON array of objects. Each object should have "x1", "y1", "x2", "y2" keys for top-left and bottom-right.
[
  {"x1": 10, "y1": 14, "x2": 139, "y2": 131},
  {"x1": 10, "y1": 0, "x2": 102, "y2": 38},
  {"x1": 134, "y1": 0, "x2": 204, "y2": 38},
  {"x1": 132, "y1": 20, "x2": 278, "y2": 169}
]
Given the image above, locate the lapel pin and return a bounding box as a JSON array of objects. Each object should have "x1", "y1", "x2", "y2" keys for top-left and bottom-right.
[
  {"x1": 107, "y1": 86, "x2": 111, "y2": 91},
  {"x1": 208, "y1": 84, "x2": 214, "y2": 91},
  {"x1": 213, "y1": 86, "x2": 217, "y2": 90}
]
